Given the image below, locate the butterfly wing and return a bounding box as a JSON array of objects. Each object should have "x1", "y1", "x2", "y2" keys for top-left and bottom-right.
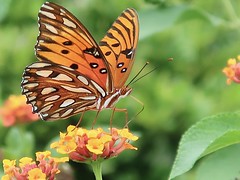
[
  {"x1": 21, "y1": 62, "x2": 106, "y2": 120},
  {"x1": 36, "y1": 2, "x2": 113, "y2": 91},
  {"x1": 99, "y1": 8, "x2": 139, "y2": 89}
]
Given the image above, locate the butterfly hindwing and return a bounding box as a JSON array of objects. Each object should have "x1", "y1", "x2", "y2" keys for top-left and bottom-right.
[
  {"x1": 99, "y1": 8, "x2": 139, "y2": 88},
  {"x1": 21, "y1": 62, "x2": 104, "y2": 120}
]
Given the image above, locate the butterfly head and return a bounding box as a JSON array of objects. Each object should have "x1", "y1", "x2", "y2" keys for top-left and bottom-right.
[{"x1": 119, "y1": 86, "x2": 132, "y2": 98}]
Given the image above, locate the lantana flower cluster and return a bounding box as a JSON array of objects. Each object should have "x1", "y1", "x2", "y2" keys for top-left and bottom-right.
[
  {"x1": 222, "y1": 56, "x2": 240, "y2": 84},
  {"x1": 0, "y1": 95, "x2": 38, "y2": 127},
  {"x1": 50, "y1": 125, "x2": 138, "y2": 163},
  {"x1": 2, "y1": 151, "x2": 68, "y2": 180}
]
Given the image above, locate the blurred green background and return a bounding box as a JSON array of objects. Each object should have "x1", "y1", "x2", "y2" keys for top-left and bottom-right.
[{"x1": 1, "y1": 0, "x2": 240, "y2": 179}]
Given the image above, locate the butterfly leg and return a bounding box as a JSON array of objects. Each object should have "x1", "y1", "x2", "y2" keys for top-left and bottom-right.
[
  {"x1": 110, "y1": 107, "x2": 129, "y2": 128},
  {"x1": 124, "y1": 95, "x2": 144, "y2": 127},
  {"x1": 91, "y1": 110, "x2": 101, "y2": 129},
  {"x1": 75, "y1": 110, "x2": 86, "y2": 127}
]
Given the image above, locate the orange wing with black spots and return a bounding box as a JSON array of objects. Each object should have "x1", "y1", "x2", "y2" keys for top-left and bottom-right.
[
  {"x1": 21, "y1": 2, "x2": 139, "y2": 121},
  {"x1": 36, "y1": 2, "x2": 112, "y2": 91},
  {"x1": 99, "y1": 8, "x2": 139, "y2": 89}
]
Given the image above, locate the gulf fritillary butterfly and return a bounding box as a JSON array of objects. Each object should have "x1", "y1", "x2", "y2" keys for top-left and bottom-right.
[{"x1": 21, "y1": 2, "x2": 139, "y2": 121}]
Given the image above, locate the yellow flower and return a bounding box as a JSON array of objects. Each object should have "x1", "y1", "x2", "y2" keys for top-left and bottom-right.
[
  {"x1": 19, "y1": 157, "x2": 34, "y2": 168},
  {"x1": 117, "y1": 128, "x2": 139, "y2": 141},
  {"x1": 50, "y1": 132, "x2": 77, "y2": 154},
  {"x1": 51, "y1": 125, "x2": 139, "y2": 163},
  {"x1": 28, "y1": 168, "x2": 46, "y2": 180},
  {"x1": 86, "y1": 139, "x2": 105, "y2": 155},
  {"x1": 2, "y1": 159, "x2": 16, "y2": 176},
  {"x1": 223, "y1": 56, "x2": 240, "y2": 84}
]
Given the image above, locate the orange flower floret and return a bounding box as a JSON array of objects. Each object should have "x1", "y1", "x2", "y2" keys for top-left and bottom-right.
[
  {"x1": 223, "y1": 56, "x2": 240, "y2": 84},
  {"x1": 0, "y1": 95, "x2": 39, "y2": 127},
  {"x1": 51, "y1": 125, "x2": 139, "y2": 163},
  {"x1": 2, "y1": 151, "x2": 68, "y2": 180}
]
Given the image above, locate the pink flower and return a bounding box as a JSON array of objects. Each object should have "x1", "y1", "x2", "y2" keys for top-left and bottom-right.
[
  {"x1": 0, "y1": 95, "x2": 39, "y2": 127},
  {"x1": 2, "y1": 151, "x2": 68, "y2": 180}
]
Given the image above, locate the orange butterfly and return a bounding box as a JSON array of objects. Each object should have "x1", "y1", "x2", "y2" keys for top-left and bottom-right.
[{"x1": 21, "y1": 2, "x2": 139, "y2": 121}]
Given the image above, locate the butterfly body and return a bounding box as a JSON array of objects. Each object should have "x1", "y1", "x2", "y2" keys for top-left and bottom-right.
[{"x1": 21, "y1": 2, "x2": 139, "y2": 121}]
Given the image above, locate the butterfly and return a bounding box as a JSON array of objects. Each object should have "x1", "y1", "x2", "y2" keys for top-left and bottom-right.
[{"x1": 21, "y1": 2, "x2": 139, "y2": 121}]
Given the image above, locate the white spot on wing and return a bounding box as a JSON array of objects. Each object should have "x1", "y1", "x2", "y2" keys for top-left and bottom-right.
[
  {"x1": 39, "y1": 104, "x2": 53, "y2": 113},
  {"x1": 45, "y1": 95, "x2": 60, "y2": 101},
  {"x1": 22, "y1": 88, "x2": 29, "y2": 93},
  {"x1": 61, "y1": 108, "x2": 74, "y2": 117},
  {"x1": 31, "y1": 101, "x2": 36, "y2": 106},
  {"x1": 51, "y1": 113, "x2": 60, "y2": 118},
  {"x1": 60, "y1": 65, "x2": 74, "y2": 71},
  {"x1": 91, "y1": 80, "x2": 106, "y2": 97},
  {"x1": 60, "y1": 8, "x2": 66, "y2": 14},
  {"x1": 28, "y1": 96, "x2": 36, "y2": 101},
  {"x1": 41, "y1": 87, "x2": 57, "y2": 95},
  {"x1": 79, "y1": 96, "x2": 96, "y2": 100},
  {"x1": 77, "y1": 75, "x2": 88, "y2": 85},
  {"x1": 26, "y1": 83, "x2": 39, "y2": 88},
  {"x1": 25, "y1": 91, "x2": 32, "y2": 96},
  {"x1": 42, "y1": 4, "x2": 54, "y2": 10},
  {"x1": 52, "y1": 74, "x2": 72, "y2": 81},
  {"x1": 22, "y1": 79, "x2": 28, "y2": 84},
  {"x1": 36, "y1": 70, "x2": 53, "y2": 77},
  {"x1": 60, "y1": 99, "x2": 75, "y2": 108},
  {"x1": 39, "y1": 113, "x2": 48, "y2": 119},
  {"x1": 28, "y1": 62, "x2": 51, "y2": 68},
  {"x1": 63, "y1": 17, "x2": 77, "y2": 28},
  {"x1": 33, "y1": 105, "x2": 38, "y2": 111},
  {"x1": 40, "y1": 10, "x2": 56, "y2": 19},
  {"x1": 61, "y1": 85, "x2": 92, "y2": 93},
  {"x1": 44, "y1": 23, "x2": 58, "y2": 34}
]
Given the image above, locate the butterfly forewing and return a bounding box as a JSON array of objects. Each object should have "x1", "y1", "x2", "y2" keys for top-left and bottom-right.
[
  {"x1": 99, "y1": 8, "x2": 139, "y2": 88},
  {"x1": 21, "y1": 62, "x2": 105, "y2": 120},
  {"x1": 36, "y1": 2, "x2": 112, "y2": 91}
]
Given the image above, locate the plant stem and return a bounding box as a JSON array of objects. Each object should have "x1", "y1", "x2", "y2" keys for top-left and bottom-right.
[{"x1": 91, "y1": 161, "x2": 103, "y2": 180}]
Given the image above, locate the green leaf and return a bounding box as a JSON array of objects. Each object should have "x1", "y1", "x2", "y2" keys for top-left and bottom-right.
[
  {"x1": 3, "y1": 126, "x2": 35, "y2": 159},
  {"x1": 139, "y1": 5, "x2": 225, "y2": 40},
  {"x1": 169, "y1": 112, "x2": 240, "y2": 179},
  {"x1": 196, "y1": 144, "x2": 240, "y2": 180},
  {"x1": 139, "y1": 5, "x2": 188, "y2": 39}
]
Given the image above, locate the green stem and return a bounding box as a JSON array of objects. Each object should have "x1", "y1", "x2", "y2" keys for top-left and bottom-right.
[{"x1": 91, "y1": 161, "x2": 103, "y2": 180}]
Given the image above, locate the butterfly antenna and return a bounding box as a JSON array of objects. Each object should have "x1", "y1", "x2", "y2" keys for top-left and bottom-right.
[
  {"x1": 126, "y1": 62, "x2": 149, "y2": 87},
  {"x1": 129, "y1": 57, "x2": 173, "y2": 85},
  {"x1": 129, "y1": 66, "x2": 159, "y2": 85}
]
